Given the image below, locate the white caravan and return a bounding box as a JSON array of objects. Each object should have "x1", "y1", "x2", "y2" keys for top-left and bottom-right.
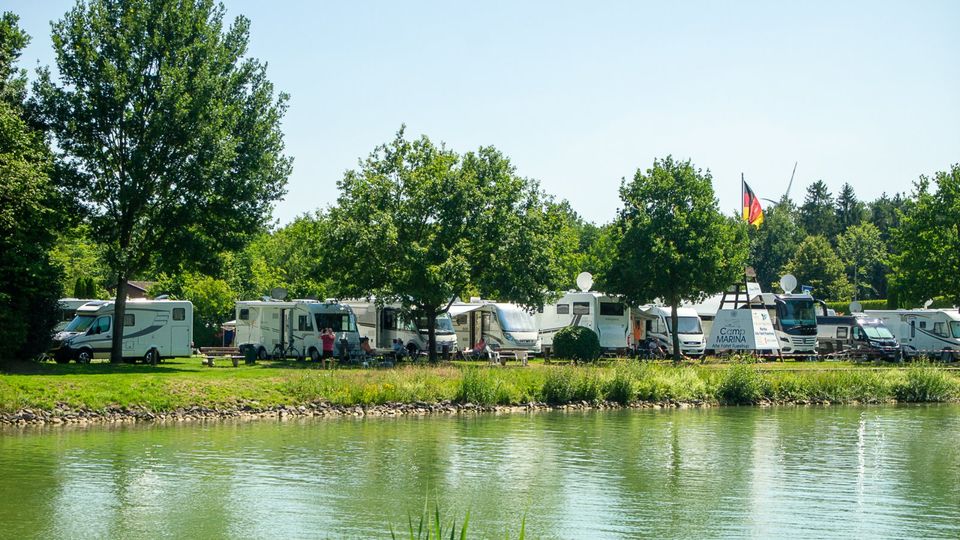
[
  {"x1": 449, "y1": 301, "x2": 540, "y2": 357},
  {"x1": 863, "y1": 308, "x2": 960, "y2": 361},
  {"x1": 635, "y1": 305, "x2": 706, "y2": 357},
  {"x1": 344, "y1": 300, "x2": 458, "y2": 355},
  {"x1": 534, "y1": 291, "x2": 632, "y2": 355},
  {"x1": 235, "y1": 299, "x2": 360, "y2": 360},
  {"x1": 56, "y1": 298, "x2": 98, "y2": 331},
  {"x1": 50, "y1": 299, "x2": 193, "y2": 363}
]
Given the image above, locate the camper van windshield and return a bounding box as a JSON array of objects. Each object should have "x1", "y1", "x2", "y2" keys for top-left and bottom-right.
[
  {"x1": 314, "y1": 313, "x2": 356, "y2": 333},
  {"x1": 862, "y1": 323, "x2": 894, "y2": 339},
  {"x1": 64, "y1": 315, "x2": 95, "y2": 333},
  {"x1": 667, "y1": 316, "x2": 702, "y2": 334},
  {"x1": 414, "y1": 314, "x2": 455, "y2": 334},
  {"x1": 778, "y1": 299, "x2": 817, "y2": 330},
  {"x1": 497, "y1": 307, "x2": 536, "y2": 332}
]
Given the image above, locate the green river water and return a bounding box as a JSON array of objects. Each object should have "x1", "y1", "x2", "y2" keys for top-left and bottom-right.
[{"x1": 1, "y1": 405, "x2": 958, "y2": 539}]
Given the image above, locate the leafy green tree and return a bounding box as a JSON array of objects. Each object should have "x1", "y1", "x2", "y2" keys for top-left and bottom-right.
[
  {"x1": 35, "y1": 0, "x2": 291, "y2": 362},
  {"x1": 748, "y1": 196, "x2": 804, "y2": 290},
  {"x1": 866, "y1": 192, "x2": 909, "y2": 298},
  {"x1": 798, "y1": 180, "x2": 836, "y2": 238},
  {"x1": 50, "y1": 224, "x2": 111, "y2": 297},
  {"x1": 890, "y1": 165, "x2": 960, "y2": 307},
  {"x1": 836, "y1": 222, "x2": 886, "y2": 300},
  {"x1": 781, "y1": 235, "x2": 852, "y2": 300},
  {"x1": 603, "y1": 156, "x2": 749, "y2": 361},
  {"x1": 0, "y1": 12, "x2": 64, "y2": 362},
  {"x1": 835, "y1": 182, "x2": 866, "y2": 234},
  {"x1": 327, "y1": 129, "x2": 572, "y2": 361}
]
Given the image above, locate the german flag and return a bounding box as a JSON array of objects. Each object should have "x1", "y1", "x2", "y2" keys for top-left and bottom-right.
[{"x1": 742, "y1": 179, "x2": 764, "y2": 228}]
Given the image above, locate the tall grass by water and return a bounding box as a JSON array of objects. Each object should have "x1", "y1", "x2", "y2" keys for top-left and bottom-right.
[{"x1": 0, "y1": 359, "x2": 958, "y2": 413}]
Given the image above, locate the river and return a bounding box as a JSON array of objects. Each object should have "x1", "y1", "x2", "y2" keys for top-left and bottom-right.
[{"x1": 1, "y1": 405, "x2": 958, "y2": 539}]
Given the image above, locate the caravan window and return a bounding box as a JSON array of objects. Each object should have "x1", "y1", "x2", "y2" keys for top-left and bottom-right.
[
  {"x1": 951, "y1": 321, "x2": 960, "y2": 339},
  {"x1": 667, "y1": 317, "x2": 702, "y2": 334},
  {"x1": 572, "y1": 302, "x2": 590, "y2": 315},
  {"x1": 837, "y1": 327, "x2": 848, "y2": 339},
  {"x1": 124, "y1": 314, "x2": 135, "y2": 326},
  {"x1": 173, "y1": 308, "x2": 185, "y2": 321},
  {"x1": 298, "y1": 315, "x2": 313, "y2": 331},
  {"x1": 89, "y1": 316, "x2": 110, "y2": 335},
  {"x1": 382, "y1": 309, "x2": 397, "y2": 331},
  {"x1": 933, "y1": 322, "x2": 947, "y2": 337},
  {"x1": 919, "y1": 321, "x2": 927, "y2": 329},
  {"x1": 65, "y1": 315, "x2": 96, "y2": 333},
  {"x1": 600, "y1": 302, "x2": 624, "y2": 316},
  {"x1": 556, "y1": 304, "x2": 569, "y2": 315},
  {"x1": 239, "y1": 308, "x2": 249, "y2": 320}
]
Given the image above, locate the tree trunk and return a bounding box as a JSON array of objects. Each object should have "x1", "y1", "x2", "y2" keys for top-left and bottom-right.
[
  {"x1": 426, "y1": 307, "x2": 438, "y2": 363},
  {"x1": 111, "y1": 277, "x2": 128, "y2": 364},
  {"x1": 670, "y1": 302, "x2": 681, "y2": 363}
]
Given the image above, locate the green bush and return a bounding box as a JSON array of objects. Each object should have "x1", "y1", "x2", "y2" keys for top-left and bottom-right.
[
  {"x1": 716, "y1": 364, "x2": 766, "y2": 404},
  {"x1": 455, "y1": 368, "x2": 500, "y2": 405},
  {"x1": 541, "y1": 369, "x2": 578, "y2": 404},
  {"x1": 605, "y1": 368, "x2": 636, "y2": 404},
  {"x1": 553, "y1": 326, "x2": 601, "y2": 362},
  {"x1": 893, "y1": 363, "x2": 958, "y2": 402}
]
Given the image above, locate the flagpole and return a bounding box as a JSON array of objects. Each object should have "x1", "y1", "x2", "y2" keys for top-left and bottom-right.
[{"x1": 741, "y1": 172, "x2": 744, "y2": 221}]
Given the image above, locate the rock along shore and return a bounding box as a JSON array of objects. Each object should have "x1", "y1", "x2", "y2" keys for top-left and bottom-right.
[{"x1": 0, "y1": 397, "x2": 868, "y2": 428}]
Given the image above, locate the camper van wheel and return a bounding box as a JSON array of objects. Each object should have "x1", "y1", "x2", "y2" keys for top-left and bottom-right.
[
  {"x1": 144, "y1": 349, "x2": 159, "y2": 365},
  {"x1": 76, "y1": 349, "x2": 92, "y2": 364},
  {"x1": 257, "y1": 346, "x2": 268, "y2": 360},
  {"x1": 942, "y1": 349, "x2": 954, "y2": 363},
  {"x1": 309, "y1": 348, "x2": 320, "y2": 362}
]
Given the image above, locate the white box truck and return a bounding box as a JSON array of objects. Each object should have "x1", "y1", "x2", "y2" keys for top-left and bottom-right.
[
  {"x1": 50, "y1": 299, "x2": 193, "y2": 363},
  {"x1": 235, "y1": 299, "x2": 360, "y2": 360}
]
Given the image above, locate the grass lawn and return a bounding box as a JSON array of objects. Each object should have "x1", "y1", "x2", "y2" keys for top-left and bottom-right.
[{"x1": 1, "y1": 356, "x2": 957, "y2": 413}]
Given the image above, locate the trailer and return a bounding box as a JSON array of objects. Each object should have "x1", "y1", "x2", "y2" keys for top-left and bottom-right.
[
  {"x1": 534, "y1": 291, "x2": 632, "y2": 355},
  {"x1": 816, "y1": 315, "x2": 900, "y2": 360},
  {"x1": 343, "y1": 299, "x2": 458, "y2": 355},
  {"x1": 235, "y1": 299, "x2": 360, "y2": 360},
  {"x1": 635, "y1": 305, "x2": 706, "y2": 357},
  {"x1": 50, "y1": 299, "x2": 193, "y2": 364},
  {"x1": 863, "y1": 308, "x2": 960, "y2": 361},
  {"x1": 449, "y1": 300, "x2": 540, "y2": 360}
]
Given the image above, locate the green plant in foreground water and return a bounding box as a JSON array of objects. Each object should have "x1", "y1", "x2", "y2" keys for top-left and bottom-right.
[{"x1": 390, "y1": 504, "x2": 526, "y2": 540}]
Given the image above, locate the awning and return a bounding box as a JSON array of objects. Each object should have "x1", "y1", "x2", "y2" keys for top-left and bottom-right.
[{"x1": 447, "y1": 304, "x2": 489, "y2": 318}]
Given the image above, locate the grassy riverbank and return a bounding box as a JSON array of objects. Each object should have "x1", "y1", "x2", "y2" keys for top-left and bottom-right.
[{"x1": 1, "y1": 358, "x2": 958, "y2": 414}]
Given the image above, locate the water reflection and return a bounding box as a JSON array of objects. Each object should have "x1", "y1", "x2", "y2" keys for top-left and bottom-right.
[{"x1": 0, "y1": 406, "x2": 958, "y2": 539}]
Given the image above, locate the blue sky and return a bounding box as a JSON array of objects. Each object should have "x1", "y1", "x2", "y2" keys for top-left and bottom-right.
[{"x1": 10, "y1": 0, "x2": 960, "y2": 225}]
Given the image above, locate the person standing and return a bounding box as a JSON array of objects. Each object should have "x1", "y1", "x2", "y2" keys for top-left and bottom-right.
[{"x1": 321, "y1": 328, "x2": 336, "y2": 368}]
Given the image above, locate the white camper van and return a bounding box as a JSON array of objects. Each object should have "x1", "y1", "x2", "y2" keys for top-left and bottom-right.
[
  {"x1": 344, "y1": 300, "x2": 458, "y2": 355},
  {"x1": 635, "y1": 305, "x2": 706, "y2": 357},
  {"x1": 235, "y1": 299, "x2": 360, "y2": 360},
  {"x1": 863, "y1": 308, "x2": 960, "y2": 361},
  {"x1": 50, "y1": 299, "x2": 193, "y2": 363},
  {"x1": 449, "y1": 301, "x2": 540, "y2": 358},
  {"x1": 534, "y1": 291, "x2": 631, "y2": 355},
  {"x1": 56, "y1": 298, "x2": 98, "y2": 331}
]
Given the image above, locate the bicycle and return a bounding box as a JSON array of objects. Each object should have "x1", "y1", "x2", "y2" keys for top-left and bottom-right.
[{"x1": 271, "y1": 340, "x2": 304, "y2": 361}]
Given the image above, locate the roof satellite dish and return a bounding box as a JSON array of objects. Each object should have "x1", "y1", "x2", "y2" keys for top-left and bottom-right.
[
  {"x1": 270, "y1": 287, "x2": 287, "y2": 300},
  {"x1": 576, "y1": 272, "x2": 594, "y2": 292},
  {"x1": 923, "y1": 299, "x2": 934, "y2": 308},
  {"x1": 779, "y1": 274, "x2": 797, "y2": 294},
  {"x1": 849, "y1": 301, "x2": 862, "y2": 313}
]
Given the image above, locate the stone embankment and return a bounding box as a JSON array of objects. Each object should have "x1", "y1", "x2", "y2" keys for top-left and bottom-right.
[{"x1": 0, "y1": 399, "x2": 718, "y2": 427}]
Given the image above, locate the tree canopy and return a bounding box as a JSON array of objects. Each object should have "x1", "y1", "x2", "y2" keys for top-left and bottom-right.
[
  {"x1": 34, "y1": 0, "x2": 291, "y2": 361},
  {"x1": 327, "y1": 128, "x2": 573, "y2": 361},
  {"x1": 781, "y1": 235, "x2": 852, "y2": 300},
  {"x1": 603, "y1": 156, "x2": 749, "y2": 360}
]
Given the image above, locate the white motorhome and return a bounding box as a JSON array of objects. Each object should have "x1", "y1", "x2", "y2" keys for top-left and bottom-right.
[
  {"x1": 759, "y1": 292, "x2": 820, "y2": 356},
  {"x1": 235, "y1": 299, "x2": 360, "y2": 360},
  {"x1": 534, "y1": 291, "x2": 631, "y2": 355},
  {"x1": 635, "y1": 305, "x2": 706, "y2": 357},
  {"x1": 863, "y1": 308, "x2": 960, "y2": 361},
  {"x1": 449, "y1": 300, "x2": 540, "y2": 358},
  {"x1": 56, "y1": 298, "x2": 98, "y2": 331},
  {"x1": 50, "y1": 299, "x2": 193, "y2": 363},
  {"x1": 344, "y1": 300, "x2": 458, "y2": 355}
]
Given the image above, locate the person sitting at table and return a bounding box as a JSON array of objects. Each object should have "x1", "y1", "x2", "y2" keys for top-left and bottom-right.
[
  {"x1": 391, "y1": 338, "x2": 406, "y2": 360},
  {"x1": 360, "y1": 337, "x2": 375, "y2": 357}
]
